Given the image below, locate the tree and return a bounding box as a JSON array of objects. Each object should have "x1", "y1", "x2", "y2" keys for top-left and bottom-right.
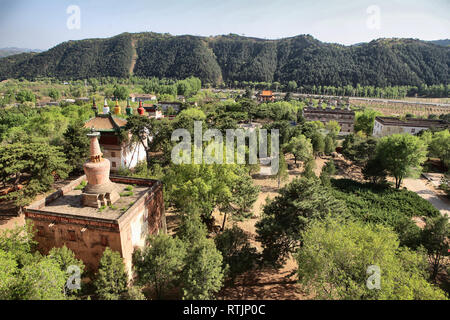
[
  {"x1": 47, "y1": 246, "x2": 85, "y2": 296},
  {"x1": 303, "y1": 158, "x2": 316, "y2": 179},
  {"x1": 342, "y1": 134, "x2": 378, "y2": 164},
  {"x1": 354, "y1": 109, "x2": 381, "y2": 135},
  {"x1": 273, "y1": 153, "x2": 289, "y2": 189},
  {"x1": 310, "y1": 131, "x2": 325, "y2": 157},
  {"x1": 177, "y1": 213, "x2": 224, "y2": 300},
  {"x1": 62, "y1": 120, "x2": 90, "y2": 175},
  {"x1": 229, "y1": 171, "x2": 260, "y2": 223},
  {"x1": 0, "y1": 224, "x2": 69, "y2": 300},
  {"x1": 15, "y1": 89, "x2": 35, "y2": 103},
  {"x1": 287, "y1": 81, "x2": 297, "y2": 92},
  {"x1": 214, "y1": 226, "x2": 259, "y2": 283},
  {"x1": 320, "y1": 159, "x2": 336, "y2": 186},
  {"x1": 48, "y1": 88, "x2": 61, "y2": 101},
  {"x1": 420, "y1": 216, "x2": 450, "y2": 282},
  {"x1": 325, "y1": 120, "x2": 340, "y2": 138},
  {"x1": 324, "y1": 134, "x2": 335, "y2": 155},
  {"x1": 133, "y1": 234, "x2": 186, "y2": 299},
  {"x1": 284, "y1": 92, "x2": 293, "y2": 101},
  {"x1": 113, "y1": 85, "x2": 129, "y2": 101},
  {"x1": 18, "y1": 257, "x2": 67, "y2": 300},
  {"x1": 375, "y1": 134, "x2": 427, "y2": 188},
  {"x1": 164, "y1": 162, "x2": 243, "y2": 226},
  {"x1": 362, "y1": 157, "x2": 387, "y2": 184},
  {"x1": 94, "y1": 248, "x2": 128, "y2": 300},
  {"x1": 283, "y1": 134, "x2": 313, "y2": 165},
  {"x1": 181, "y1": 237, "x2": 224, "y2": 300},
  {"x1": 428, "y1": 129, "x2": 450, "y2": 169},
  {"x1": 295, "y1": 217, "x2": 447, "y2": 300},
  {"x1": 255, "y1": 177, "x2": 346, "y2": 267},
  {"x1": 0, "y1": 142, "x2": 71, "y2": 206},
  {"x1": 0, "y1": 250, "x2": 18, "y2": 300}
]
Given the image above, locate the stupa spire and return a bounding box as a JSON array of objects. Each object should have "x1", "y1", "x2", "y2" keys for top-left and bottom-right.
[
  {"x1": 103, "y1": 98, "x2": 110, "y2": 114},
  {"x1": 126, "y1": 98, "x2": 133, "y2": 116},
  {"x1": 137, "y1": 100, "x2": 145, "y2": 115},
  {"x1": 114, "y1": 98, "x2": 121, "y2": 115}
]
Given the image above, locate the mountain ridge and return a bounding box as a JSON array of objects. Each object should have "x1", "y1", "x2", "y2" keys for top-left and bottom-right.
[{"x1": 1, "y1": 32, "x2": 448, "y2": 87}]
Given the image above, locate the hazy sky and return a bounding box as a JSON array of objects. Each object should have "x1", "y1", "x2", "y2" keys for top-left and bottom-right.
[{"x1": 0, "y1": 0, "x2": 448, "y2": 50}]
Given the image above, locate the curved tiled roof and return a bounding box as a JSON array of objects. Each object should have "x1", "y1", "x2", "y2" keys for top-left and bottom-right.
[{"x1": 84, "y1": 114, "x2": 127, "y2": 132}]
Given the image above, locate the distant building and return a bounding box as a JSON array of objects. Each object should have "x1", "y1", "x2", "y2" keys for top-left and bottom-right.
[
  {"x1": 24, "y1": 132, "x2": 165, "y2": 276},
  {"x1": 143, "y1": 104, "x2": 163, "y2": 119},
  {"x1": 76, "y1": 97, "x2": 90, "y2": 103},
  {"x1": 129, "y1": 93, "x2": 157, "y2": 103},
  {"x1": 302, "y1": 106, "x2": 355, "y2": 134},
  {"x1": 257, "y1": 90, "x2": 275, "y2": 102},
  {"x1": 373, "y1": 116, "x2": 449, "y2": 137},
  {"x1": 158, "y1": 101, "x2": 183, "y2": 114},
  {"x1": 36, "y1": 101, "x2": 59, "y2": 107},
  {"x1": 84, "y1": 99, "x2": 147, "y2": 171}
]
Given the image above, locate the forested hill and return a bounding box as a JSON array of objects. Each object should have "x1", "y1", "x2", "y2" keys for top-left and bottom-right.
[{"x1": 0, "y1": 32, "x2": 448, "y2": 87}]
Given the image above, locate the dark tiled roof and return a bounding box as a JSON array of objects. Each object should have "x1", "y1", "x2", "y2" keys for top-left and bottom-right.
[
  {"x1": 375, "y1": 116, "x2": 449, "y2": 128},
  {"x1": 84, "y1": 114, "x2": 127, "y2": 132},
  {"x1": 303, "y1": 107, "x2": 354, "y2": 115}
]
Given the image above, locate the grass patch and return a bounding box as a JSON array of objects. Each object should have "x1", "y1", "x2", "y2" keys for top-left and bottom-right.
[
  {"x1": 98, "y1": 205, "x2": 107, "y2": 212},
  {"x1": 125, "y1": 186, "x2": 134, "y2": 191},
  {"x1": 120, "y1": 191, "x2": 134, "y2": 197},
  {"x1": 74, "y1": 180, "x2": 87, "y2": 190}
]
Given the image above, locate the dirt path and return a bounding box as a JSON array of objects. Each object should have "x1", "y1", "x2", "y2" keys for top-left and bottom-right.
[
  {"x1": 216, "y1": 155, "x2": 328, "y2": 300},
  {"x1": 402, "y1": 178, "x2": 450, "y2": 217},
  {"x1": 129, "y1": 38, "x2": 138, "y2": 75}
]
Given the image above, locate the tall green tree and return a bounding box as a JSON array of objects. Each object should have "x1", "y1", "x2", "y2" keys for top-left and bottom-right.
[
  {"x1": 94, "y1": 248, "x2": 128, "y2": 300},
  {"x1": 0, "y1": 142, "x2": 71, "y2": 206},
  {"x1": 62, "y1": 119, "x2": 90, "y2": 175},
  {"x1": 283, "y1": 134, "x2": 313, "y2": 165},
  {"x1": 178, "y1": 213, "x2": 224, "y2": 300},
  {"x1": 375, "y1": 134, "x2": 427, "y2": 188},
  {"x1": 133, "y1": 234, "x2": 187, "y2": 299},
  {"x1": 214, "y1": 225, "x2": 259, "y2": 284},
  {"x1": 354, "y1": 109, "x2": 381, "y2": 135},
  {"x1": 256, "y1": 177, "x2": 346, "y2": 267},
  {"x1": 420, "y1": 216, "x2": 450, "y2": 282},
  {"x1": 181, "y1": 238, "x2": 224, "y2": 300},
  {"x1": 428, "y1": 129, "x2": 450, "y2": 169}
]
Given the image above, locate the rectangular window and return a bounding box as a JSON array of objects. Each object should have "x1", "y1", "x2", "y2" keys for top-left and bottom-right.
[
  {"x1": 111, "y1": 152, "x2": 116, "y2": 157},
  {"x1": 101, "y1": 235, "x2": 108, "y2": 246},
  {"x1": 68, "y1": 230, "x2": 76, "y2": 241},
  {"x1": 112, "y1": 161, "x2": 116, "y2": 168}
]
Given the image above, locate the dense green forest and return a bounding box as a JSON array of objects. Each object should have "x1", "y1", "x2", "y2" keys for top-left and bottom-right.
[{"x1": 0, "y1": 32, "x2": 448, "y2": 88}]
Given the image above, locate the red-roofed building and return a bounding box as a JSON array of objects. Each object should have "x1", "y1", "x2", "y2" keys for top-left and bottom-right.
[{"x1": 257, "y1": 90, "x2": 275, "y2": 102}]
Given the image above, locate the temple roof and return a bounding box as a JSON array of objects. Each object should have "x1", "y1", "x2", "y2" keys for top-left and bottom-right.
[
  {"x1": 259, "y1": 90, "x2": 273, "y2": 97},
  {"x1": 84, "y1": 113, "x2": 128, "y2": 132}
]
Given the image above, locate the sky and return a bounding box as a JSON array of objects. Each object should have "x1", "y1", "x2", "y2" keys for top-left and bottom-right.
[{"x1": 0, "y1": 0, "x2": 448, "y2": 50}]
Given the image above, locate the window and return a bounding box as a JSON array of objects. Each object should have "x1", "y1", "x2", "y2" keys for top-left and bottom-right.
[
  {"x1": 68, "y1": 230, "x2": 76, "y2": 241},
  {"x1": 411, "y1": 128, "x2": 416, "y2": 133},
  {"x1": 111, "y1": 152, "x2": 116, "y2": 157},
  {"x1": 101, "y1": 235, "x2": 108, "y2": 246},
  {"x1": 37, "y1": 226, "x2": 45, "y2": 237},
  {"x1": 112, "y1": 161, "x2": 116, "y2": 168}
]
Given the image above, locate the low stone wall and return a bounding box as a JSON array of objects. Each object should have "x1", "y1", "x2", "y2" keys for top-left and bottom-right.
[{"x1": 26, "y1": 175, "x2": 87, "y2": 210}]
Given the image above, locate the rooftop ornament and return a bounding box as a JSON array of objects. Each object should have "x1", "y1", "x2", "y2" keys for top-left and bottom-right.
[{"x1": 82, "y1": 130, "x2": 120, "y2": 208}]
